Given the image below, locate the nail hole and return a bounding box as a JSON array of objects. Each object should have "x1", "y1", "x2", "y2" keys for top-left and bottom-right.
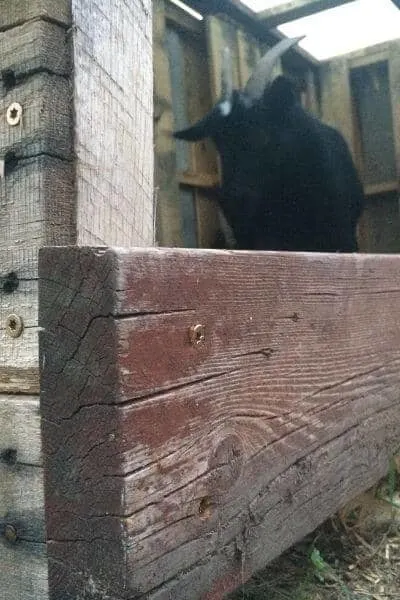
[
  {"x1": 4, "y1": 524, "x2": 17, "y2": 544},
  {"x1": 1, "y1": 448, "x2": 17, "y2": 465},
  {"x1": 1, "y1": 69, "x2": 16, "y2": 92},
  {"x1": 4, "y1": 151, "x2": 19, "y2": 176},
  {"x1": 2, "y1": 272, "x2": 19, "y2": 294},
  {"x1": 199, "y1": 497, "x2": 213, "y2": 520}
]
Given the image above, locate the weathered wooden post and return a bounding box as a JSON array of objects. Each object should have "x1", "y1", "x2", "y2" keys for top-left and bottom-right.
[{"x1": 0, "y1": 1, "x2": 153, "y2": 598}]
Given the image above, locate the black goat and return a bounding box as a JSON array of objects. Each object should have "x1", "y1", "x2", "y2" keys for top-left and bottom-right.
[{"x1": 174, "y1": 37, "x2": 364, "y2": 252}]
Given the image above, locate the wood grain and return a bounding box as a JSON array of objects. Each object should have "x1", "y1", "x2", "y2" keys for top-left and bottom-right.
[
  {"x1": 0, "y1": 19, "x2": 70, "y2": 80},
  {"x1": 0, "y1": 156, "x2": 74, "y2": 275},
  {"x1": 0, "y1": 394, "x2": 47, "y2": 600},
  {"x1": 0, "y1": 74, "x2": 72, "y2": 159},
  {"x1": 71, "y1": 0, "x2": 154, "y2": 246},
  {"x1": 40, "y1": 246, "x2": 400, "y2": 599},
  {"x1": 0, "y1": 544, "x2": 48, "y2": 600},
  {"x1": 0, "y1": 0, "x2": 71, "y2": 29},
  {"x1": 0, "y1": 156, "x2": 74, "y2": 387}
]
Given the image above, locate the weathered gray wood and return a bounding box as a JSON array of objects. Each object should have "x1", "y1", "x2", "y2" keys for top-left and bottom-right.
[
  {"x1": 0, "y1": 395, "x2": 42, "y2": 465},
  {"x1": 0, "y1": 544, "x2": 48, "y2": 600},
  {"x1": 0, "y1": 280, "x2": 40, "y2": 394},
  {"x1": 0, "y1": 155, "x2": 73, "y2": 391},
  {"x1": 0, "y1": 394, "x2": 47, "y2": 600},
  {"x1": 0, "y1": 2, "x2": 74, "y2": 398},
  {"x1": 0, "y1": 74, "x2": 72, "y2": 159},
  {"x1": 0, "y1": 0, "x2": 71, "y2": 29},
  {"x1": 0, "y1": 155, "x2": 74, "y2": 275},
  {"x1": 40, "y1": 246, "x2": 400, "y2": 600},
  {"x1": 71, "y1": 0, "x2": 154, "y2": 246},
  {"x1": 0, "y1": 3, "x2": 154, "y2": 600},
  {"x1": 0, "y1": 20, "x2": 70, "y2": 82}
]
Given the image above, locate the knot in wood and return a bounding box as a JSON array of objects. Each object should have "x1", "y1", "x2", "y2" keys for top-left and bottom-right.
[{"x1": 207, "y1": 435, "x2": 244, "y2": 497}]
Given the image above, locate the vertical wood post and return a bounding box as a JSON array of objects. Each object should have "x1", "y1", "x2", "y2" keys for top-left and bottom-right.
[
  {"x1": 389, "y1": 47, "x2": 400, "y2": 183},
  {"x1": 0, "y1": 1, "x2": 154, "y2": 598},
  {"x1": 71, "y1": 0, "x2": 154, "y2": 247},
  {"x1": 320, "y1": 58, "x2": 355, "y2": 157}
]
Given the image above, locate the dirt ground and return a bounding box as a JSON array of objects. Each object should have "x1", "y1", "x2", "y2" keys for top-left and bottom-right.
[{"x1": 228, "y1": 476, "x2": 400, "y2": 600}]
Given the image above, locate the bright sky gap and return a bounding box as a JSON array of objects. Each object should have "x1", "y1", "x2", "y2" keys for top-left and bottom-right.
[{"x1": 240, "y1": 0, "x2": 400, "y2": 60}]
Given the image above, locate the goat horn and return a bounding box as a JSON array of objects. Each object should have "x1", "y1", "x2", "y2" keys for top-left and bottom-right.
[{"x1": 244, "y1": 36, "x2": 305, "y2": 101}]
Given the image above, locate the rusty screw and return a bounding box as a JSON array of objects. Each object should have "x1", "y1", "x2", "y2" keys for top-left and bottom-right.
[
  {"x1": 4, "y1": 524, "x2": 17, "y2": 543},
  {"x1": 5, "y1": 314, "x2": 24, "y2": 338},
  {"x1": 189, "y1": 324, "x2": 205, "y2": 347},
  {"x1": 6, "y1": 102, "x2": 22, "y2": 126},
  {"x1": 198, "y1": 496, "x2": 213, "y2": 520}
]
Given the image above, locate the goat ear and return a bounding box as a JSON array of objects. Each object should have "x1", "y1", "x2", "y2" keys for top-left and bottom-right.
[
  {"x1": 173, "y1": 103, "x2": 229, "y2": 141},
  {"x1": 262, "y1": 75, "x2": 297, "y2": 112}
]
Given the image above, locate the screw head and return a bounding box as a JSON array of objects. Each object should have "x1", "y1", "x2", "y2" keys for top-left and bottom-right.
[
  {"x1": 4, "y1": 524, "x2": 17, "y2": 543},
  {"x1": 189, "y1": 324, "x2": 205, "y2": 347},
  {"x1": 5, "y1": 314, "x2": 24, "y2": 338},
  {"x1": 6, "y1": 102, "x2": 22, "y2": 126}
]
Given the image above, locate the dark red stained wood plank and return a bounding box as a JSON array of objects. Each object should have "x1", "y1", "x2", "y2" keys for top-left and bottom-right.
[{"x1": 39, "y1": 246, "x2": 400, "y2": 600}]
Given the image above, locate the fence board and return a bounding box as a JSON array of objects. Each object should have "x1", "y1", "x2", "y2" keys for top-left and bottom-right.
[
  {"x1": 39, "y1": 246, "x2": 400, "y2": 600},
  {"x1": 0, "y1": 394, "x2": 46, "y2": 600},
  {"x1": 0, "y1": 19, "x2": 70, "y2": 80},
  {"x1": 0, "y1": 75, "x2": 72, "y2": 159}
]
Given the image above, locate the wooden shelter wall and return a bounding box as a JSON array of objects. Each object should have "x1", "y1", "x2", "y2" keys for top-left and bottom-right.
[
  {"x1": 321, "y1": 40, "x2": 400, "y2": 253},
  {"x1": 153, "y1": 0, "x2": 319, "y2": 248}
]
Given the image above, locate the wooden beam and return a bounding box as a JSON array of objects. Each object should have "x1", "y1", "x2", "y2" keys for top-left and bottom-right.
[
  {"x1": 320, "y1": 57, "x2": 355, "y2": 157},
  {"x1": 40, "y1": 246, "x2": 400, "y2": 600},
  {"x1": 72, "y1": 0, "x2": 154, "y2": 247},
  {"x1": 258, "y1": 0, "x2": 354, "y2": 28}
]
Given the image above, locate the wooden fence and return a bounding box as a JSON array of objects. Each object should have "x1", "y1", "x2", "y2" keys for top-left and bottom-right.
[{"x1": 39, "y1": 246, "x2": 400, "y2": 599}]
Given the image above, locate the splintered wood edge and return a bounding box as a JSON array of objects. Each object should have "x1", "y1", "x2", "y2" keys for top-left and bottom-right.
[{"x1": 0, "y1": 367, "x2": 40, "y2": 394}]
